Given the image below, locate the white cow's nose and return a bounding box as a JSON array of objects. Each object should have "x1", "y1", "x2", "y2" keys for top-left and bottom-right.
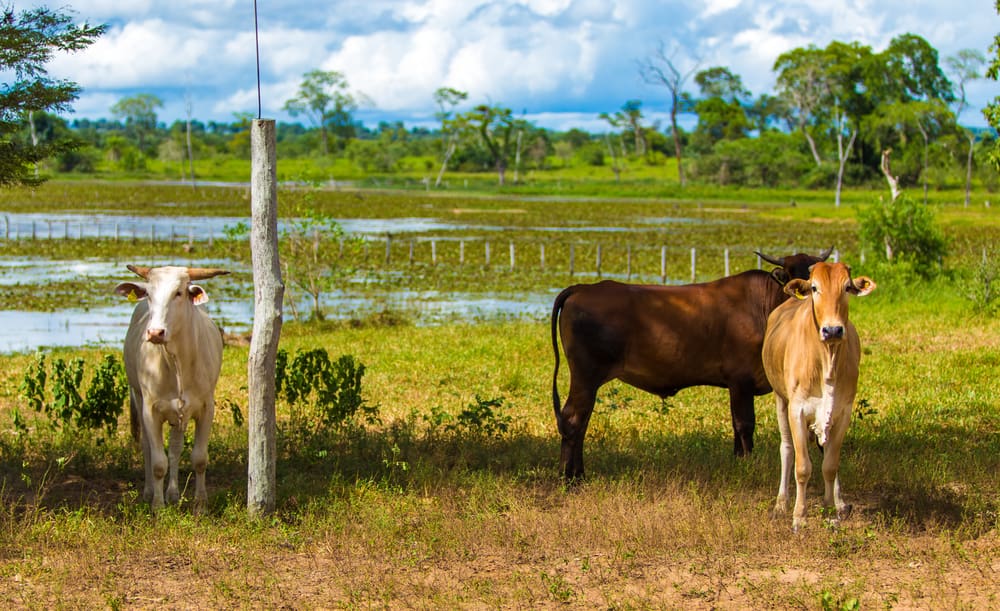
[{"x1": 146, "y1": 328, "x2": 166, "y2": 344}]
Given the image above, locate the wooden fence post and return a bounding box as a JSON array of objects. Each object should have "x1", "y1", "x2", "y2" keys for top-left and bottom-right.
[
  {"x1": 626, "y1": 245, "x2": 632, "y2": 281},
  {"x1": 485, "y1": 241, "x2": 491, "y2": 266},
  {"x1": 247, "y1": 118, "x2": 283, "y2": 518},
  {"x1": 569, "y1": 244, "x2": 575, "y2": 277},
  {"x1": 460, "y1": 240, "x2": 465, "y2": 265},
  {"x1": 724, "y1": 248, "x2": 730, "y2": 276},
  {"x1": 690, "y1": 247, "x2": 696, "y2": 283},
  {"x1": 385, "y1": 235, "x2": 392, "y2": 265},
  {"x1": 540, "y1": 243, "x2": 545, "y2": 270},
  {"x1": 661, "y1": 246, "x2": 666, "y2": 283},
  {"x1": 596, "y1": 244, "x2": 603, "y2": 278},
  {"x1": 509, "y1": 241, "x2": 515, "y2": 270}
]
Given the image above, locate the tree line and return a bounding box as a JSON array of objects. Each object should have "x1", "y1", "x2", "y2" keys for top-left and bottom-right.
[{"x1": 4, "y1": 4, "x2": 1000, "y2": 198}]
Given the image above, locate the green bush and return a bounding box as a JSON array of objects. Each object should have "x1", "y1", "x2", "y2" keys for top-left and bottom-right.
[
  {"x1": 17, "y1": 352, "x2": 127, "y2": 439},
  {"x1": 857, "y1": 194, "x2": 948, "y2": 276},
  {"x1": 275, "y1": 347, "x2": 379, "y2": 434}
]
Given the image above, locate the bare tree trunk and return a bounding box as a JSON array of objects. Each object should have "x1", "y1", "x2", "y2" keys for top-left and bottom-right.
[
  {"x1": 916, "y1": 122, "x2": 929, "y2": 205},
  {"x1": 513, "y1": 129, "x2": 523, "y2": 185},
  {"x1": 880, "y1": 148, "x2": 902, "y2": 203},
  {"x1": 670, "y1": 103, "x2": 686, "y2": 187},
  {"x1": 800, "y1": 123, "x2": 822, "y2": 166},
  {"x1": 965, "y1": 130, "x2": 975, "y2": 208},
  {"x1": 434, "y1": 132, "x2": 458, "y2": 188},
  {"x1": 29, "y1": 110, "x2": 39, "y2": 179},
  {"x1": 605, "y1": 134, "x2": 621, "y2": 183},
  {"x1": 248, "y1": 119, "x2": 284, "y2": 518},
  {"x1": 185, "y1": 95, "x2": 197, "y2": 190},
  {"x1": 834, "y1": 126, "x2": 857, "y2": 208}
]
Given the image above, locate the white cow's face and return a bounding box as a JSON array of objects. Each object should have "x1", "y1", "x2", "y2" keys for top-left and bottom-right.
[{"x1": 115, "y1": 266, "x2": 210, "y2": 345}]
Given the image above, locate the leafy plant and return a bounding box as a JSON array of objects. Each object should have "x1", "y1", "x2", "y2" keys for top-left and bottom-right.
[
  {"x1": 17, "y1": 352, "x2": 127, "y2": 438},
  {"x1": 275, "y1": 347, "x2": 379, "y2": 433},
  {"x1": 966, "y1": 249, "x2": 1000, "y2": 316},
  {"x1": 857, "y1": 194, "x2": 947, "y2": 275},
  {"x1": 427, "y1": 395, "x2": 512, "y2": 439}
]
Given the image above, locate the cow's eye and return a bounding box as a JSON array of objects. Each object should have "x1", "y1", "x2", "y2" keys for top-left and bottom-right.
[
  {"x1": 811, "y1": 285, "x2": 818, "y2": 293},
  {"x1": 175, "y1": 290, "x2": 183, "y2": 298}
]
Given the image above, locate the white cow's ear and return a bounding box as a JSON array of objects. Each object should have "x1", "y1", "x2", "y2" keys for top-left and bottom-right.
[
  {"x1": 848, "y1": 276, "x2": 876, "y2": 296},
  {"x1": 189, "y1": 284, "x2": 210, "y2": 306},
  {"x1": 115, "y1": 281, "x2": 147, "y2": 302}
]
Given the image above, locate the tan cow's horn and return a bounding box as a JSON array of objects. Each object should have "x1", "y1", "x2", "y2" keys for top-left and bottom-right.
[
  {"x1": 126, "y1": 264, "x2": 151, "y2": 279},
  {"x1": 187, "y1": 267, "x2": 230, "y2": 280},
  {"x1": 818, "y1": 245, "x2": 834, "y2": 261},
  {"x1": 755, "y1": 251, "x2": 784, "y2": 266}
]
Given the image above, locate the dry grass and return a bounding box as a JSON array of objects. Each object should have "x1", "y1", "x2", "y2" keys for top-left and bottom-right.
[{"x1": 0, "y1": 287, "x2": 999, "y2": 609}]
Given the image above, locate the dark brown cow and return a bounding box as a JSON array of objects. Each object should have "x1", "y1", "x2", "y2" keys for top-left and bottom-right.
[{"x1": 551, "y1": 248, "x2": 832, "y2": 480}]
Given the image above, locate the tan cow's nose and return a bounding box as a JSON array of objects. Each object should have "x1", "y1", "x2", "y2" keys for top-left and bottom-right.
[
  {"x1": 146, "y1": 328, "x2": 166, "y2": 344},
  {"x1": 821, "y1": 325, "x2": 844, "y2": 341}
]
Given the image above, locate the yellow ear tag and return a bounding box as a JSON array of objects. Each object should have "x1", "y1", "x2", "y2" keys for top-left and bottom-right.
[
  {"x1": 793, "y1": 290, "x2": 808, "y2": 301},
  {"x1": 127, "y1": 289, "x2": 138, "y2": 303}
]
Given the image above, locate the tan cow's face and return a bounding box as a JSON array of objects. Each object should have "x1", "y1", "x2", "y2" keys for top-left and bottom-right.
[{"x1": 784, "y1": 262, "x2": 876, "y2": 343}]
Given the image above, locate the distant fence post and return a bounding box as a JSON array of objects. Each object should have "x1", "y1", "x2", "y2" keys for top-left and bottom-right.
[
  {"x1": 540, "y1": 243, "x2": 545, "y2": 270},
  {"x1": 596, "y1": 244, "x2": 603, "y2": 278},
  {"x1": 460, "y1": 240, "x2": 465, "y2": 265},
  {"x1": 485, "y1": 241, "x2": 491, "y2": 266},
  {"x1": 690, "y1": 247, "x2": 696, "y2": 283},
  {"x1": 408, "y1": 240, "x2": 414, "y2": 265},
  {"x1": 724, "y1": 248, "x2": 730, "y2": 276},
  {"x1": 569, "y1": 244, "x2": 575, "y2": 277},
  {"x1": 661, "y1": 246, "x2": 666, "y2": 283},
  {"x1": 509, "y1": 241, "x2": 515, "y2": 270},
  {"x1": 247, "y1": 118, "x2": 283, "y2": 518},
  {"x1": 626, "y1": 245, "x2": 632, "y2": 281},
  {"x1": 384, "y1": 235, "x2": 392, "y2": 265}
]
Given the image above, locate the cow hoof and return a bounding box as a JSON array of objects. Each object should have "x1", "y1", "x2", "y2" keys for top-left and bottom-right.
[{"x1": 838, "y1": 504, "x2": 853, "y2": 521}]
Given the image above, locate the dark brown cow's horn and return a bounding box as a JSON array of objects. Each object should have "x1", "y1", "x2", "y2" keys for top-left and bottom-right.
[
  {"x1": 126, "y1": 264, "x2": 151, "y2": 279},
  {"x1": 755, "y1": 251, "x2": 785, "y2": 266},
  {"x1": 818, "y1": 245, "x2": 834, "y2": 261},
  {"x1": 187, "y1": 267, "x2": 230, "y2": 281}
]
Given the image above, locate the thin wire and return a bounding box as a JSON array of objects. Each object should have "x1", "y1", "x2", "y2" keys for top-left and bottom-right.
[{"x1": 253, "y1": 0, "x2": 262, "y2": 119}]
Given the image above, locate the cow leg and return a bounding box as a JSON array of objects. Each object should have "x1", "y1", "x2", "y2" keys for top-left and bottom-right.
[
  {"x1": 728, "y1": 383, "x2": 756, "y2": 456},
  {"x1": 559, "y1": 382, "x2": 598, "y2": 481},
  {"x1": 821, "y1": 429, "x2": 851, "y2": 524},
  {"x1": 144, "y1": 400, "x2": 169, "y2": 511},
  {"x1": 773, "y1": 395, "x2": 793, "y2": 515},
  {"x1": 190, "y1": 401, "x2": 214, "y2": 512},
  {"x1": 165, "y1": 420, "x2": 185, "y2": 505},
  {"x1": 789, "y1": 402, "x2": 812, "y2": 531}
]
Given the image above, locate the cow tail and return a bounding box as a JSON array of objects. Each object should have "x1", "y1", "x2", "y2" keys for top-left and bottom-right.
[
  {"x1": 551, "y1": 286, "x2": 574, "y2": 437},
  {"x1": 128, "y1": 388, "x2": 141, "y2": 444}
]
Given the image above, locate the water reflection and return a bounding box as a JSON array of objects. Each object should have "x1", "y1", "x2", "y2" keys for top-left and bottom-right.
[{"x1": 0, "y1": 290, "x2": 555, "y2": 354}]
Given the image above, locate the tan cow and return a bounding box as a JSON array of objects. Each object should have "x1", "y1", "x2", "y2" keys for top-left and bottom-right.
[
  {"x1": 115, "y1": 265, "x2": 229, "y2": 511},
  {"x1": 762, "y1": 262, "x2": 875, "y2": 530}
]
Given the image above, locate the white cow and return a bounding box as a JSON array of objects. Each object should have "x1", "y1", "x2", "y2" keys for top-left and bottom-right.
[
  {"x1": 762, "y1": 262, "x2": 875, "y2": 530},
  {"x1": 115, "y1": 265, "x2": 229, "y2": 511}
]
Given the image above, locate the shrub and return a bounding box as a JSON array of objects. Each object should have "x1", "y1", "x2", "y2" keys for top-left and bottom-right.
[
  {"x1": 17, "y1": 352, "x2": 127, "y2": 439},
  {"x1": 857, "y1": 194, "x2": 947, "y2": 276},
  {"x1": 275, "y1": 348, "x2": 379, "y2": 434}
]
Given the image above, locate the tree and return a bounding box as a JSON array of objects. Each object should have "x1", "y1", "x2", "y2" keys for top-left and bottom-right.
[
  {"x1": 283, "y1": 70, "x2": 370, "y2": 156},
  {"x1": 433, "y1": 87, "x2": 467, "y2": 187},
  {"x1": 691, "y1": 67, "x2": 751, "y2": 152},
  {"x1": 946, "y1": 49, "x2": 985, "y2": 207},
  {"x1": 599, "y1": 100, "x2": 647, "y2": 157},
  {"x1": 987, "y1": 1, "x2": 1000, "y2": 171},
  {"x1": 639, "y1": 41, "x2": 699, "y2": 186},
  {"x1": 0, "y1": 5, "x2": 105, "y2": 187},
  {"x1": 865, "y1": 100, "x2": 953, "y2": 203},
  {"x1": 462, "y1": 104, "x2": 516, "y2": 186},
  {"x1": 774, "y1": 46, "x2": 828, "y2": 167},
  {"x1": 110, "y1": 93, "x2": 163, "y2": 155}
]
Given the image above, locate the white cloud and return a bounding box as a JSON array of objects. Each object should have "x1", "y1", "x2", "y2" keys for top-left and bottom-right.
[{"x1": 27, "y1": 0, "x2": 996, "y2": 129}]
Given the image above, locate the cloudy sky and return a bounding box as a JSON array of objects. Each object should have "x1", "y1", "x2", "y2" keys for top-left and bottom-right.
[{"x1": 36, "y1": 0, "x2": 1000, "y2": 132}]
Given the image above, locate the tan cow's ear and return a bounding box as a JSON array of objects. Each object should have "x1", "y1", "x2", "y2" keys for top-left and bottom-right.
[
  {"x1": 849, "y1": 276, "x2": 876, "y2": 296},
  {"x1": 784, "y1": 278, "x2": 810, "y2": 300}
]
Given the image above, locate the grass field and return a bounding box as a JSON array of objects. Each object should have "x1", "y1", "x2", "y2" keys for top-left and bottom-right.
[{"x1": 0, "y1": 181, "x2": 998, "y2": 608}]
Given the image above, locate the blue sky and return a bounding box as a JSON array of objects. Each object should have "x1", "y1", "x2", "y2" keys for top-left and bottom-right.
[{"x1": 38, "y1": 0, "x2": 1000, "y2": 132}]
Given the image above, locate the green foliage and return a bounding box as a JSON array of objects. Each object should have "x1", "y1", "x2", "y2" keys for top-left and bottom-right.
[
  {"x1": 275, "y1": 347, "x2": 379, "y2": 432},
  {"x1": 17, "y1": 352, "x2": 127, "y2": 438},
  {"x1": 857, "y1": 194, "x2": 948, "y2": 275},
  {"x1": 0, "y1": 5, "x2": 106, "y2": 187},
  {"x1": 966, "y1": 249, "x2": 1000, "y2": 316},
  {"x1": 427, "y1": 395, "x2": 511, "y2": 439}
]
